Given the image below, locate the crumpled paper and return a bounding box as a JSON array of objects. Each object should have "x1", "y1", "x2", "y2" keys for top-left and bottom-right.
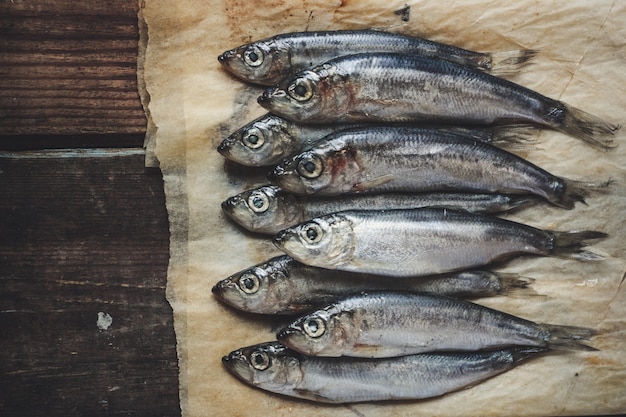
[{"x1": 139, "y1": 1, "x2": 626, "y2": 415}]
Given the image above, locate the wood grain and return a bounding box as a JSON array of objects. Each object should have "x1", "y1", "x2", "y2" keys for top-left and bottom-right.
[
  {"x1": 0, "y1": 0, "x2": 146, "y2": 138},
  {"x1": 0, "y1": 150, "x2": 179, "y2": 416}
]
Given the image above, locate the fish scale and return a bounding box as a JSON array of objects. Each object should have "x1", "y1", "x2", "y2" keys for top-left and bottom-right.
[
  {"x1": 274, "y1": 207, "x2": 606, "y2": 277},
  {"x1": 277, "y1": 291, "x2": 596, "y2": 358}
]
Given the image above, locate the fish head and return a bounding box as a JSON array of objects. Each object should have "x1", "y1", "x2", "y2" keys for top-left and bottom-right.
[
  {"x1": 257, "y1": 63, "x2": 351, "y2": 123},
  {"x1": 212, "y1": 256, "x2": 295, "y2": 314},
  {"x1": 277, "y1": 308, "x2": 358, "y2": 357},
  {"x1": 222, "y1": 342, "x2": 304, "y2": 393},
  {"x1": 274, "y1": 214, "x2": 356, "y2": 269},
  {"x1": 217, "y1": 39, "x2": 290, "y2": 86},
  {"x1": 221, "y1": 185, "x2": 303, "y2": 234},
  {"x1": 217, "y1": 114, "x2": 301, "y2": 166},
  {"x1": 268, "y1": 140, "x2": 361, "y2": 196}
]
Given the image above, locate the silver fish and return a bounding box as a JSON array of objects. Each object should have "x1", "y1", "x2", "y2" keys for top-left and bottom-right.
[
  {"x1": 217, "y1": 113, "x2": 536, "y2": 167},
  {"x1": 278, "y1": 291, "x2": 595, "y2": 357},
  {"x1": 221, "y1": 184, "x2": 540, "y2": 234},
  {"x1": 258, "y1": 53, "x2": 619, "y2": 150},
  {"x1": 212, "y1": 255, "x2": 535, "y2": 315},
  {"x1": 268, "y1": 126, "x2": 608, "y2": 209},
  {"x1": 222, "y1": 341, "x2": 547, "y2": 403},
  {"x1": 217, "y1": 30, "x2": 537, "y2": 86},
  {"x1": 274, "y1": 208, "x2": 606, "y2": 277}
]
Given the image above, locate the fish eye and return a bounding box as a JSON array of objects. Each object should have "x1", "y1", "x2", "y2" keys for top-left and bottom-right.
[
  {"x1": 296, "y1": 154, "x2": 324, "y2": 179},
  {"x1": 242, "y1": 127, "x2": 265, "y2": 150},
  {"x1": 243, "y1": 46, "x2": 264, "y2": 67},
  {"x1": 300, "y1": 222, "x2": 323, "y2": 244},
  {"x1": 250, "y1": 350, "x2": 271, "y2": 370},
  {"x1": 238, "y1": 273, "x2": 260, "y2": 294},
  {"x1": 287, "y1": 77, "x2": 314, "y2": 102},
  {"x1": 303, "y1": 316, "x2": 326, "y2": 338},
  {"x1": 247, "y1": 191, "x2": 270, "y2": 213}
]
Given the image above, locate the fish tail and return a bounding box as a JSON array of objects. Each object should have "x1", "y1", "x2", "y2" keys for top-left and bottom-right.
[
  {"x1": 557, "y1": 177, "x2": 614, "y2": 209},
  {"x1": 504, "y1": 195, "x2": 542, "y2": 212},
  {"x1": 550, "y1": 230, "x2": 608, "y2": 261},
  {"x1": 543, "y1": 323, "x2": 598, "y2": 351},
  {"x1": 496, "y1": 273, "x2": 538, "y2": 297},
  {"x1": 509, "y1": 346, "x2": 551, "y2": 363},
  {"x1": 488, "y1": 49, "x2": 539, "y2": 76},
  {"x1": 550, "y1": 102, "x2": 620, "y2": 151},
  {"x1": 489, "y1": 124, "x2": 538, "y2": 150}
]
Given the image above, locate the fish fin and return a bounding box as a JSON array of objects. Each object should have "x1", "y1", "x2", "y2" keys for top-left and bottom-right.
[
  {"x1": 354, "y1": 174, "x2": 395, "y2": 192},
  {"x1": 503, "y1": 195, "x2": 543, "y2": 212},
  {"x1": 489, "y1": 124, "x2": 539, "y2": 150},
  {"x1": 496, "y1": 273, "x2": 539, "y2": 297},
  {"x1": 488, "y1": 49, "x2": 539, "y2": 76},
  {"x1": 509, "y1": 346, "x2": 551, "y2": 363},
  {"x1": 557, "y1": 177, "x2": 614, "y2": 209},
  {"x1": 542, "y1": 323, "x2": 598, "y2": 351},
  {"x1": 552, "y1": 103, "x2": 620, "y2": 151},
  {"x1": 550, "y1": 230, "x2": 608, "y2": 261}
]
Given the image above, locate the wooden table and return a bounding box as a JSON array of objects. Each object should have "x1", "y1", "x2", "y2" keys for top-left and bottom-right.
[{"x1": 1, "y1": 1, "x2": 181, "y2": 415}]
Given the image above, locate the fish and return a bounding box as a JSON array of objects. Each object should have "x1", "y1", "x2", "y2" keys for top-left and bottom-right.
[
  {"x1": 217, "y1": 30, "x2": 537, "y2": 86},
  {"x1": 274, "y1": 207, "x2": 607, "y2": 277},
  {"x1": 221, "y1": 184, "x2": 540, "y2": 234},
  {"x1": 212, "y1": 255, "x2": 536, "y2": 315},
  {"x1": 217, "y1": 113, "x2": 536, "y2": 167},
  {"x1": 268, "y1": 126, "x2": 609, "y2": 209},
  {"x1": 222, "y1": 341, "x2": 548, "y2": 403},
  {"x1": 277, "y1": 291, "x2": 596, "y2": 358},
  {"x1": 257, "y1": 53, "x2": 619, "y2": 150}
]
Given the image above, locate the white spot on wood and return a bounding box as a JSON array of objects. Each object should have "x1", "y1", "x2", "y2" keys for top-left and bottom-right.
[{"x1": 97, "y1": 312, "x2": 113, "y2": 330}]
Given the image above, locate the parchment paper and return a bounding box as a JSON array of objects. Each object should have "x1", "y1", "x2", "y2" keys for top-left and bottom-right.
[{"x1": 139, "y1": 1, "x2": 626, "y2": 415}]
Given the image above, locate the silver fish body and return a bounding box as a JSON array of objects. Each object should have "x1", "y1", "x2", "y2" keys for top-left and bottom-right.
[
  {"x1": 274, "y1": 208, "x2": 606, "y2": 277},
  {"x1": 258, "y1": 53, "x2": 618, "y2": 150},
  {"x1": 222, "y1": 341, "x2": 547, "y2": 403},
  {"x1": 268, "y1": 126, "x2": 599, "y2": 209},
  {"x1": 222, "y1": 184, "x2": 539, "y2": 235},
  {"x1": 217, "y1": 113, "x2": 536, "y2": 167},
  {"x1": 217, "y1": 30, "x2": 537, "y2": 86},
  {"x1": 212, "y1": 254, "x2": 535, "y2": 315},
  {"x1": 277, "y1": 291, "x2": 595, "y2": 357}
]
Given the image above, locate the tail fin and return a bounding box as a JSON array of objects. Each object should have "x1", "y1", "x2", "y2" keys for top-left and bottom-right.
[
  {"x1": 496, "y1": 273, "x2": 538, "y2": 297},
  {"x1": 489, "y1": 124, "x2": 538, "y2": 150},
  {"x1": 556, "y1": 178, "x2": 614, "y2": 209},
  {"x1": 550, "y1": 230, "x2": 608, "y2": 261},
  {"x1": 509, "y1": 346, "x2": 551, "y2": 364},
  {"x1": 555, "y1": 103, "x2": 620, "y2": 151},
  {"x1": 542, "y1": 323, "x2": 598, "y2": 351},
  {"x1": 489, "y1": 49, "x2": 539, "y2": 76}
]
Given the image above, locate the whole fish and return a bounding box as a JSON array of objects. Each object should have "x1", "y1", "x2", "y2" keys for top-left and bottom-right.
[
  {"x1": 217, "y1": 113, "x2": 536, "y2": 167},
  {"x1": 258, "y1": 53, "x2": 619, "y2": 150},
  {"x1": 274, "y1": 208, "x2": 606, "y2": 277},
  {"x1": 222, "y1": 341, "x2": 547, "y2": 403},
  {"x1": 212, "y1": 255, "x2": 535, "y2": 315},
  {"x1": 217, "y1": 30, "x2": 537, "y2": 86},
  {"x1": 222, "y1": 185, "x2": 540, "y2": 234},
  {"x1": 268, "y1": 127, "x2": 607, "y2": 209},
  {"x1": 277, "y1": 291, "x2": 595, "y2": 358}
]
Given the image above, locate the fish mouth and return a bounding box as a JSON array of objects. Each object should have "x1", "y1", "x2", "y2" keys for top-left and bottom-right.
[
  {"x1": 276, "y1": 325, "x2": 300, "y2": 344},
  {"x1": 217, "y1": 139, "x2": 230, "y2": 156},
  {"x1": 274, "y1": 229, "x2": 292, "y2": 246},
  {"x1": 266, "y1": 165, "x2": 283, "y2": 184},
  {"x1": 217, "y1": 50, "x2": 235, "y2": 65},
  {"x1": 258, "y1": 88, "x2": 287, "y2": 110}
]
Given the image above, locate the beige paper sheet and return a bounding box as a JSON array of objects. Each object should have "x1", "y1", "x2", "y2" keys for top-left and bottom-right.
[{"x1": 139, "y1": 1, "x2": 626, "y2": 415}]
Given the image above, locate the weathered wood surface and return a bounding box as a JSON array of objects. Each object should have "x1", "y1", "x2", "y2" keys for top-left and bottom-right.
[
  {"x1": 0, "y1": 1, "x2": 180, "y2": 416},
  {"x1": 0, "y1": 0, "x2": 147, "y2": 138},
  {"x1": 0, "y1": 151, "x2": 179, "y2": 416}
]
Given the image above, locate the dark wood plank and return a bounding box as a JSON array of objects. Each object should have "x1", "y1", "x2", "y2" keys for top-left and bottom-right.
[
  {"x1": 0, "y1": 1, "x2": 146, "y2": 138},
  {"x1": 0, "y1": 150, "x2": 180, "y2": 417}
]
